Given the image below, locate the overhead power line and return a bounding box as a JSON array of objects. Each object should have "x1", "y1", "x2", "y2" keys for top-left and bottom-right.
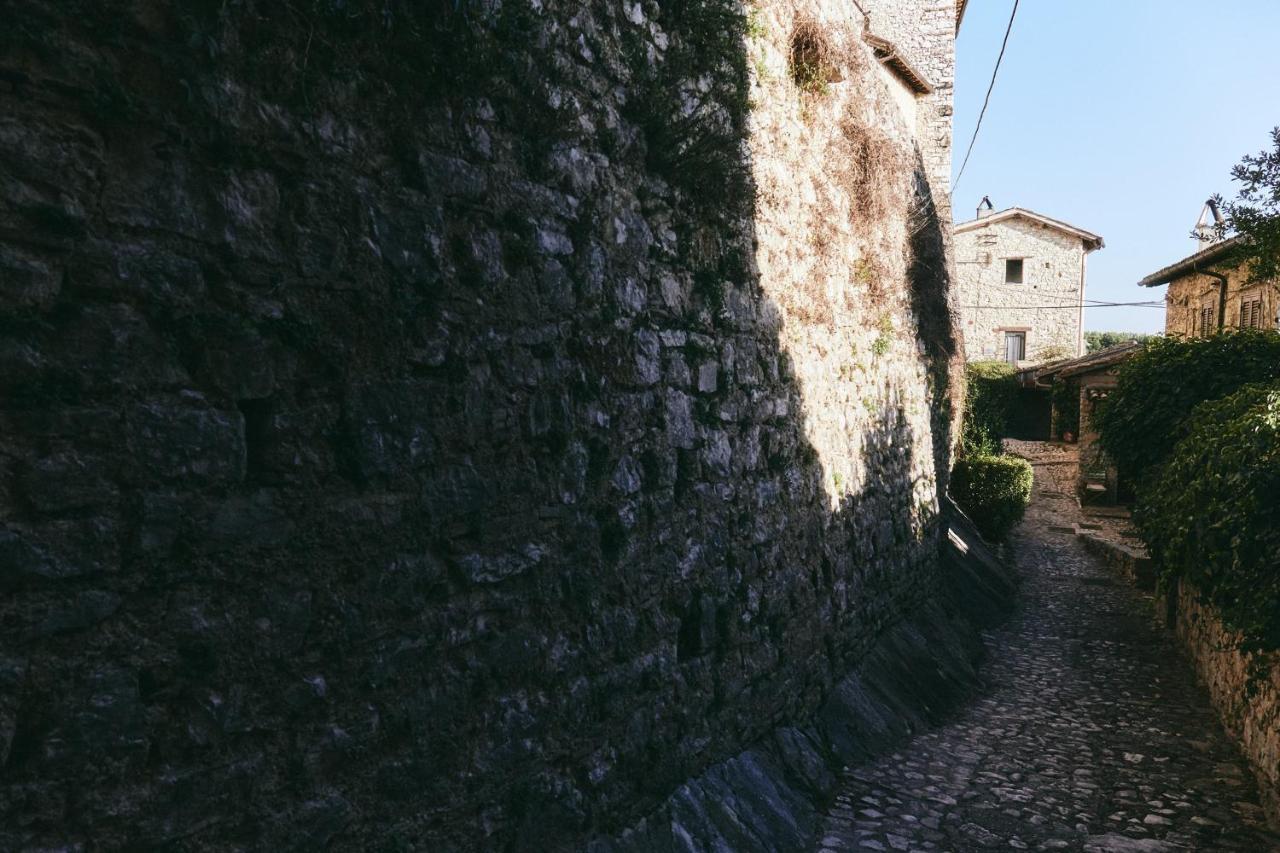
[
  {"x1": 959, "y1": 301, "x2": 1166, "y2": 310},
  {"x1": 952, "y1": 0, "x2": 1020, "y2": 192}
]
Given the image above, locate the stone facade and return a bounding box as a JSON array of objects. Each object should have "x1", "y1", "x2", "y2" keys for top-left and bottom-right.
[
  {"x1": 861, "y1": 0, "x2": 958, "y2": 218},
  {"x1": 0, "y1": 2, "x2": 966, "y2": 849},
  {"x1": 954, "y1": 209, "x2": 1103, "y2": 364},
  {"x1": 1144, "y1": 243, "x2": 1280, "y2": 337}
]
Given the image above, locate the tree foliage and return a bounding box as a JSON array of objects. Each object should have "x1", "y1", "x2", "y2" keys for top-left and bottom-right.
[
  {"x1": 1094, "y1": 330, "x2": 1280, "y2": 485},
  {"x1": 1213, "y1": 126, "x2": 1280, "y2": 282},
  {"x1": 1083, "y1": 331, "x2": 1153, "y2": 353},
  {"x1": 1136, "y1": 384, "x2": 1280, "y2": 647}
]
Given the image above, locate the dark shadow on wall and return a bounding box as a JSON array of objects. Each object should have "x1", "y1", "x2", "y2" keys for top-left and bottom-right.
[{"x1": 0, "y1": 2, "x2": 965, "y2": 851}]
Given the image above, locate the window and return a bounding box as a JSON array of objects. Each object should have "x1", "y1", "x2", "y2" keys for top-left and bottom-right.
[
  {"x1": 1198, "y1": 302, "x2": 1216, "y2": 336},
  {"x1": 1240, "y1": 295, "x2": 1264, "y2": 329},
  {"x1": 1005, "y1": 258, "x2": 1024, "y2": 284},
  {"x1": 1004, "y1": 331, "x2": 1026, "y2": 364}
]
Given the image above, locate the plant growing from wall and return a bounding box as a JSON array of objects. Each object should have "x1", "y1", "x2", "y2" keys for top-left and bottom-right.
[
  {"x1": 1094, "y1": 330, "x2": 1280, "y2": 486},
  {"x1": 789, "y1": 21, "x2": 834, "y2": 97},
  {"x1": 1135, "y1": 383, "x2": 1280, "y2": 648},
  {"x1": 624, "y1": 2, "x2": 753, "y2": 215}
]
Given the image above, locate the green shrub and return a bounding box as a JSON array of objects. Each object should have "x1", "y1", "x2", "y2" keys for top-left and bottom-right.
[
  {"x1": 950, "y1": 454, "x2": 1033, "y2": 542},
  {"x1": 1135, "y1": 383, "x2": 1280, "y2": 647},
  {"x1": 962, "y1": 361, "x2": 1019, "y2": 456},
  {"x1": 1095, "y1": 329, "x2": 1280, "y2": 485}
]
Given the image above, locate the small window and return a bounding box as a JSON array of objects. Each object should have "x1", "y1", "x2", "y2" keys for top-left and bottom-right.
[
  {"x1": 1004, "y1": 331, "x2": 1026, "y2": 364},
  {"x1": 1240, "y1": 295, "x2": 1263, "y2": 329},
  {"x1": 1005, "y1": 258, "x2": 1024, "y2": 284},
  {"x1": 1198, "y1": 303, "x2": 1215, "y2": 336}
]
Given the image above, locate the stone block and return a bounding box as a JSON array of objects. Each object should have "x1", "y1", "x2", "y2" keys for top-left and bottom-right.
[{"x1": 128, "y1": 401, "x2": 246, "y2": 486}]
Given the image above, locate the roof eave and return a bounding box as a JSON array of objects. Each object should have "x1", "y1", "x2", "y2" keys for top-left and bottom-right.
[
  {"x1": 1032, "y1": 341, "x2": 1143, "y2": 381},
  {"x1": 864, "y1": 33, "x2": 935, "y2": 94},
  {"x1": 1137, "y1": 238, "x2": 1244, "y2": 287},
  {"x1": 955, "y1": 207, "x2": 1105, "y2": 251}
]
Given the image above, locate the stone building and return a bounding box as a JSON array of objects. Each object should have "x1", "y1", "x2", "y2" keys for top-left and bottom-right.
[
  {"x1": 1028, "y1": 341, "x2": 1142, "y2": 504},
  {"x1": 954, "y1": 200, "x2": 1105, "y2": 364},
  {"x1": 1139, "y1": 202, "x2": 1280, "y2": 335}
]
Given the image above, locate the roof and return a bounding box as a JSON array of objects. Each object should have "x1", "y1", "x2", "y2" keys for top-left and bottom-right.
[
  {"x1": 864, "y1": 33, "x2": 934, "y2": 94},
  {"x1": 1025, "y1": 340, "x2": 1143, "y2": 384},
  {"x1": 954, "y1": 207, "x2": 1105, "y2": 252},
  {"x1": 1137, "y1": 236, "x2": 1245, "y2": 287},
  {"x1": 957, "y1": 0, "x2": 970, "y2": 32}
]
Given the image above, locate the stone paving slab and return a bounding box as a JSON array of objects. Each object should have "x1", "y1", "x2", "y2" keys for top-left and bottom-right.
[{"x1": 816, "y1": 446, "x2": 1280, "y2": 852}]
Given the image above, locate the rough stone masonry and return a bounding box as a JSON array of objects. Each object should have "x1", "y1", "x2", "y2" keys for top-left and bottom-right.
[{"x1": 0, "y1": 1, "x2": 970, "y2": 849}]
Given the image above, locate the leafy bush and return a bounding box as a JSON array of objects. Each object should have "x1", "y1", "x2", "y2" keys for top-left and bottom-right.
[
  {"x1": 950, "y1": 455, "x2": 1033, "y2": 542},
  {"x1": 1135, "y1": 384, "x2": 1280, "y2": 647},
  {"x1": 962, "y1": 361, "x2": 1019, "y2": 456},
  {"x1": 1095, "y1": 329, "x2": 1280, "y2": 485}
]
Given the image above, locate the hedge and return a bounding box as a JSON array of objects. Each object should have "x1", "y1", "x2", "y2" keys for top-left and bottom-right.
[
  {"x1": 950, "y1": 454, "x2": 1033, "y2": 543},
  {"x1": 1095, "y1": 329, "x2": 1280, "y2": 485},
  {"x1": 1135, "y1": 383, "x2": 1280, "y2": 647},
  {"x1": 962, "y1": 361, "x2": 1019, "y2": 456}
]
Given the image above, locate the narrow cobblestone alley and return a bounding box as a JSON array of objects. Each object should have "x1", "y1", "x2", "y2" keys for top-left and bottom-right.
[{"x1": 818, "y1": 445, "x2": 1280, "y2": 852}]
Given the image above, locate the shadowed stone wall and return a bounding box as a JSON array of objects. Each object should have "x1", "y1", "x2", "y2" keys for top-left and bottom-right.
[{"x1": 0, "y1": 1, "x2": 962, "y2": 849}]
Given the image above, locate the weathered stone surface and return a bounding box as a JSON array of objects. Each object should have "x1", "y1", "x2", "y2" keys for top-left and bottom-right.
[{"x1": 0, "y1": 1, "x2": 964, "y2": 850}]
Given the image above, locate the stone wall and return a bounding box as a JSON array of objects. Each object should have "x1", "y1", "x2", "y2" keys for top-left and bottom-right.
[
  {"x1": 0, "y1": 1, "x2": 962, "y2": 849},
  {"x1": 1173, "y1": 585, "x2": 1280, "y2": 825},
  {"x1": 861, "y1": 0, "x2": 957, "y2": 217},
  {"x1": 1161, "y1": 261, "x2": 1280, "y2": 337},
  {"x1": 954, "y1": 217, "x2": 1088, "y2": 363},
  {"x1": 1086, "y1": 533, "x2": 1280, "y2": 828},
  {"x1": 1162, "y1": 582, "x2": 1280, "y2": 827}
]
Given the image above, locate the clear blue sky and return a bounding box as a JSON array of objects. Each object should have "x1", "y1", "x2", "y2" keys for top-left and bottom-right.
[{"x1": 953, "y1": 0, "x2": 1280, "y2": 333}]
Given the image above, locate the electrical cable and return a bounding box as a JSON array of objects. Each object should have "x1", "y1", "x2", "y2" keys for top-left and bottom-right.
[
  {"x1": 952, "y1": 0, "x2": 1020, "y2": 192},
  {"x1": 958, "y1": 302, "x2": 1166, "y2": 309}
]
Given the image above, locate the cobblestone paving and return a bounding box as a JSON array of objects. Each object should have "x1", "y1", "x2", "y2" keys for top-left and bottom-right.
[{"x1": 818, "y1": 448, "x2": 1280, "y2": 852}]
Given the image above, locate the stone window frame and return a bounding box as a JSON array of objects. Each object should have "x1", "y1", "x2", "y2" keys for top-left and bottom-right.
[
  {"x1": 996, "y1": 326, "x2": 1029, "y2": 364},
  {"x1": 1004, "y1": 257, "x2": 1025, "y2": 284}
]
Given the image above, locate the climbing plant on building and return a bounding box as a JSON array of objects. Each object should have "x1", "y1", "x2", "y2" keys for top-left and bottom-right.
[
  {"x1": 1094, "y1": 330, "x2": 1280, "y2": 486},
  {"x1": 1135, "y1": 383, "x2": 1280, "y2": 648}
]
